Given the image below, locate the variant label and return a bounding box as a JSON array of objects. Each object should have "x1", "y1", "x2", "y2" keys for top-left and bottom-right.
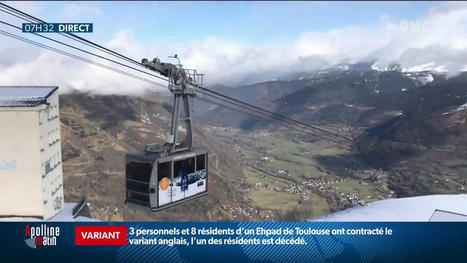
[{"x1": 75, "y1": 226, "x2": 127, "y2": 246}]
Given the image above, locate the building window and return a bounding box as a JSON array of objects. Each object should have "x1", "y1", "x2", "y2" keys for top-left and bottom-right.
[
  {"x1": 52, "y1": 183, "x2": 63, "y2": 195},
  {"x1": 51, "y1": 155, "x2": 56, "y2": 168},
  {"x1": 46, "y1": 104, "x2": 59, "y2": 120},
  {"x1": 40, "y1": 136, "x2": 45, "y2": 152},
  {"x1": 45, "y1": 160, "x2": 51, "y2": 174},
  {"x1": 55, "y1": 105, "x2": 59, "y2": 119},
  {"x1": 55, "y1": 129, "x2": 60, "y2": 142},
  {"x1": 55, "y1": 153, "x2": 61, "y2": 167},
  {"x1": 39, "y1": 111, "x2": 46, "y2": 125},
  {"x1": 47, "y1": 129, "x2": 60, "y2": 147}
]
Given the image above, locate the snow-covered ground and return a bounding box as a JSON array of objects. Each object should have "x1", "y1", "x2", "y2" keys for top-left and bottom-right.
[
  {"x1": 0, "y1": 203, "x2": 97, "y2": 222},
  {"x1": 312, "y1": 194, "x2": 467, "y2": 222},
  {"x1": 442, "y1": 102, "x2": 467, "y2": 115}
]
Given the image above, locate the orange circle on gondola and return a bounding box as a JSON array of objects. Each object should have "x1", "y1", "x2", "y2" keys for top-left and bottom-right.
[{"x1": 159, "y1": 177, "x2": 170, "y2": 191}]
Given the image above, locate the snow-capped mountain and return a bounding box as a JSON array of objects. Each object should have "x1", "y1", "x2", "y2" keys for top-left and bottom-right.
[{"x1": 288, "y1": 61, "x2": 450, "y2": 87}]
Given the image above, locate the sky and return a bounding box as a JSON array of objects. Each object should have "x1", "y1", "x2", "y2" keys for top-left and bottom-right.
[
  {"x1": 36, "y1": 2, "x2": 436, "y2": 43},
  {"x1": 0, "y1": 1, "x2": 466, "y2": 95}
]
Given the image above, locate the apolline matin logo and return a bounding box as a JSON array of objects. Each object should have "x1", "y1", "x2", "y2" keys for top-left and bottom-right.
[{"x1": 24, "y1": 224, "x2": 60, "y2": 248}]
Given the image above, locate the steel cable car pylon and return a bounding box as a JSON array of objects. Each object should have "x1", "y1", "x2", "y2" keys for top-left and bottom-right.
[
  {"x1": 125, "y1": 56, "x2": 208, "y2": 211},
  {"x1": 141, "y1": 56, "x2": 196, "y2": 156}
]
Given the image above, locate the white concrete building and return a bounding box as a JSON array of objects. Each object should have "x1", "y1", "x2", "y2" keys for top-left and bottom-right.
[{"x1": 0, "y1": 86, "x2": 64, "y2": 219}]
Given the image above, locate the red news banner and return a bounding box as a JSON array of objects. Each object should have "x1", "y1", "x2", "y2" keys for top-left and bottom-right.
[{"x1": 75, "y1": 226, "x2": 127, "y2": 246}]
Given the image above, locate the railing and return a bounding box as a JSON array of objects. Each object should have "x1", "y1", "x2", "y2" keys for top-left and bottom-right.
[{"x1": 184, "y1": 69, "x2": 204, "y2": 86}]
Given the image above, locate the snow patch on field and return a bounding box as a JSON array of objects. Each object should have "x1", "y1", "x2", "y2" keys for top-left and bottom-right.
[
  {"x1": 312, "y1": 194, "x2": 467, "y2": 222},
  {"x1": 0, "y1": 203, "x2": 97, "y2": 222},
  {"x1": 442, "y1": 102, "x2": 467, "y2": 115}
]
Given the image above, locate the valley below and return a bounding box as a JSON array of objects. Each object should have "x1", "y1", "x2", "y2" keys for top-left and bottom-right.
[
  {"x1": 58, "y1": 65, "x2": 467, "y2": 221},
  {"x1": 207, "y1": 125, "x2": 393, "y2": 220}
]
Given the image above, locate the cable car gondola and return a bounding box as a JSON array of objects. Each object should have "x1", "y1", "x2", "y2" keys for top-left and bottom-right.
[
  {"x1": 125, "y1": 148, "x2": 208, "y2": 211},
  {"x1": 125, "y1": 57, "x2": 208, "y2": 211}
]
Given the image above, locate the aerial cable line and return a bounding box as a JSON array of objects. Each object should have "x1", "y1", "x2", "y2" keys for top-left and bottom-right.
[
  {"x1": 195, "y1": 88, "x2": 310, "y2": 129},
  {"x1": 196, "y1": 96, "x2": 319, "y2": 136},
  {"x1": 1, "y1": 0, "x2": 343, "y2": 87},
  {"x1": 195, "y1": 96, "x2": 314, "y2": 134},
  {"x1": 0, "y1": 25, "x2": 291, "y2": 132},
  {"x1": 0, "y1": 19, "x2": 169, "y2": 83},
  {"x1": 0, "y1": 25, "x2": 350, "y2": 142},
  {"x1": 197, "y1": 96, "x2": 347, "y2": 145},
  {"x1": 0, "y1": 3, "x2": 155, "y2": 71},
  {"x1": 194, "y1": 89, "x2": 350, "y2": 144},
  {"x1": 0, "y1": 25, "x2": 288, "y2": 128},
  {"x1": 0, "y1": 29, "x2": 167, "y2": 89},
  {"x1": 197, "y1": 96, "x2": 275, "y2": 122},
  {"x1": 0, "y1": 3, "x2": 141, "y2": 66},
  {"x1": 0, "y1": 21, "x2": 350, "y2": 142},
  {"x1": 194, "y1": 85, "x2": 353, "y2": 142},
  {"x1": 0, "y1": 3, "x2": 352, "y2": 142}
]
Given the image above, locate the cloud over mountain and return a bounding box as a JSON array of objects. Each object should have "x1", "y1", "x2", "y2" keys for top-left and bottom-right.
[{"x1": 0, "y1": 2, "x2": 466, "y2": 94}]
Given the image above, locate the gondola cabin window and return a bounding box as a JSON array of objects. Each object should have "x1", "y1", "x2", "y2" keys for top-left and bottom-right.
[
  {"x1": 126, "y1": 161, "x2": 152, "y2": 205},
  {"x1": 192, "y1": 154, "x2": 207, "y2": 197},
  {"x1": 196, "y1": 154, "x2": 205, "y2": 170}
]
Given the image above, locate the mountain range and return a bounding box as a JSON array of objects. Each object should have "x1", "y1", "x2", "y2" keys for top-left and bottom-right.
[
  {"x1": 198, "y1": 63, "x2": 467, "y2": 198},
  {"x1": 58, "y1": 62, "x2": 467, "y2": 221}
]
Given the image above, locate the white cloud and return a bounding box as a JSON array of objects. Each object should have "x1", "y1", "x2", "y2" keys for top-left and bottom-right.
[
  {"x1": 144, "y1": 1, "x2": 467, "y2": 84},
  {"x1": 0, "y1": 1, "x2": 466, "y2": 95},
  {"x1": 0, "y1": 44, "x2": 163, "y2": 95}
]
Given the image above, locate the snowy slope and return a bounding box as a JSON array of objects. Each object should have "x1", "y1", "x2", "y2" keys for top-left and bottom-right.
[
  {"x1": 312, "y1": 194, "x2": 467, "y2": 222},
  {"x1": 0, "y1": 203, "x2": 97, "y2": 222}
]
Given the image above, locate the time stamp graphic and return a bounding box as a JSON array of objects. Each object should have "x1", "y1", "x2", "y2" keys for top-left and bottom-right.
[{"x1": 22, "y1": 23, "x2": 93, "y2": 33}]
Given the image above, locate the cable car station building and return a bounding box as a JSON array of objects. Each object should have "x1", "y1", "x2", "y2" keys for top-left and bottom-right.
[{"x1": 0, "y1": 86, "x2": 64, "y2": 219}]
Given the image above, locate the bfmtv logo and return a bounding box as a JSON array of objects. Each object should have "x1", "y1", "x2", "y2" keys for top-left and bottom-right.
[{"x1": 24, "y1": 224, "x2": 60, "y2": 248}]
